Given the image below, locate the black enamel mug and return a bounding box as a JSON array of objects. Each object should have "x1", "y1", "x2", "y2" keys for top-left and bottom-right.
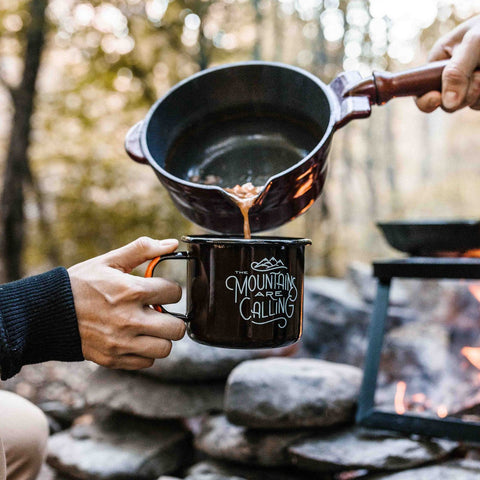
[{"x1": 145, "y1": 235, "x2": 311, "y2": 349}]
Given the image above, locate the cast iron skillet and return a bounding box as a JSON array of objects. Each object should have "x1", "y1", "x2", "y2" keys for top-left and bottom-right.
[{"x1": 377, "y1": 220, "x2": 480, "y2": 256}]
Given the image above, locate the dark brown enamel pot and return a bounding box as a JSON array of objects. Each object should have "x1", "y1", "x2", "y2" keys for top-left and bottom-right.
[{"x1": 125, "y1": 61, "x2": 453, "y2": 234}]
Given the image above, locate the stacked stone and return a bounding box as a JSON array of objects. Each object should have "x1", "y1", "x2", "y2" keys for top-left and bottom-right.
[
  {"x1": 46, "y1": 266, "x2": 480, "y2": 480},
  {"x1": 47, "y1": 335, "x2": 290, "y2": 479},
  {"x1": 47, "y1": 340, "x2": 477, "y2": 480},
  {"x1": 188, "y1": 357, "x2": 460, "y2": 480}
]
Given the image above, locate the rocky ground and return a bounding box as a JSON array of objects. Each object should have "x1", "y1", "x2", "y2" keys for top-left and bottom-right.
[{"x1": 3, "y1": 265, "x2": 480, "y2": 479}]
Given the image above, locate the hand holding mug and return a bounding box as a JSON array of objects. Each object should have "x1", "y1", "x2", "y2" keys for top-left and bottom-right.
[{"x1": 68, "y1": 237, "x2": 186, "y2": 370}]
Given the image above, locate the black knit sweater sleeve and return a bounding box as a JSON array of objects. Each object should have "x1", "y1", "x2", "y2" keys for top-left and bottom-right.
[{"x1": 0, "y1": 267, "x2": 84, "y2": 380}]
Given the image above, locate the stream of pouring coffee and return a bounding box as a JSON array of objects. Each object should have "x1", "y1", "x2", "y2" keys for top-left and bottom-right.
[{"x1": 224, "y1": 182, "x2": 263, "y2": 239}]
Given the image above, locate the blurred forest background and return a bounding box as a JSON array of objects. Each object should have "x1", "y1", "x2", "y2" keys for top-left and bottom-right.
[{"x1": 1, "y1": 0, "x2": 480, "y2": 282}]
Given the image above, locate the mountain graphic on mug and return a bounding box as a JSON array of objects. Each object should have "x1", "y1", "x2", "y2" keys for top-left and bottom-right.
[{"x1": 251, "y1": 258, "x2": 288, "y2": 272}]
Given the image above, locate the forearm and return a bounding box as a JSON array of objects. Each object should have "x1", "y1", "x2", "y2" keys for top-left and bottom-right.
[{"x1": 0, "y1": 267, "x2": 84, "y2": 380}]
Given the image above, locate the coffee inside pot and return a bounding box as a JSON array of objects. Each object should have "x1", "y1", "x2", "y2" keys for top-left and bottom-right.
[
  {"x1": 165, "y1": 105, "x2": 322, "y2": 188},
  {"x1": 165, "y1": 105, "x2": 323, "y2": 238}
]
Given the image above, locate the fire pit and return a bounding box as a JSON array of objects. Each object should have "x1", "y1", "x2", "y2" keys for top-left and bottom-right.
[{"x1": 357, "y1": 236, "x2": 480, "y2": 442}]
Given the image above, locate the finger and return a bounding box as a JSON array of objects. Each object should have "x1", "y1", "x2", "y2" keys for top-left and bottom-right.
[
  {"x1": 115, "y1": 355, "x2": 155, "y2": 370},
  {"x1": 135, "y1": 276, "x2": 182, "y2": 305},
  {"x1": 428, "y1": 17, "x2": 479, "y2": 62},
  {"x1": 470, "y1": 98, "x2": 480, "y2": 110},
  {"x1": 104, "y1": 237, "x2": 179, "y2": 273},
  {"x1": 415, "y1": 91, "x2": 442, "y2": 113},
  {"x1": 138, "y1": 311, "x2": 186, "y2": 341},
  {"x1": 427, "y1": 39, "x2": 454, "y2": 63},
  {"x1": 442, "y1": 30, "x2": 480, "y2": 110},
  {"x1": 87, "y1": 349, "x2": 154, "y2": 370},
  {"x1": 466, "y1": 70, "x2": 480, "y2": 106},
  {"x1": 129, "y1": 336, "x2": 173, "y2": 359}
]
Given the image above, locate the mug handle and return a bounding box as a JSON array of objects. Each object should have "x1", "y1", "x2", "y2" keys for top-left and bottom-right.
[{"x1": 145, "y1": 251, "x2": 193, "y2": 321}]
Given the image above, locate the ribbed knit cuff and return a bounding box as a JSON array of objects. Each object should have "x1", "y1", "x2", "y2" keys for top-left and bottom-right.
[{"x1": 0, "y1": 267, "x2": 84, "y2": 380}]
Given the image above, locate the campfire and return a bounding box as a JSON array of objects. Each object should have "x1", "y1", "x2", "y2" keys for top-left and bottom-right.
[
  {"x1": 384, "y1": 279, "x2": 480, "y2": 426},
  {"x1": 357, "y1": 246, "x2": 480, "y2": 442}
]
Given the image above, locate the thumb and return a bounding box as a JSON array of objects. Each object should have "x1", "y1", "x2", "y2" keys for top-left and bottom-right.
[
  {"x1": 442, "y1": 61, "x2": 470, "y2": 110},
  {"x1": 104, "y1": 237, "x2": 179, "y2": 273},
  {"x1": 442, "y1": 34, "x2": 479, "y2": 110}
]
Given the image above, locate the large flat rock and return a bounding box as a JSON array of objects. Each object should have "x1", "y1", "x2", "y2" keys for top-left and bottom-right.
[
  {"x1": 141, "y1": 335, "x2": 296, "y2": 383},
  {"x1": 47, "y1": 412, "x2": 192, "y2": 479},
  {"x1": 86, "y1": 368, "x2": 224, "y2": 419},
  {"x1": 225, "y1": 358, "x2": 361, "y2": 429},
  {"x1": 345, "y1": 261, "x2": 409, "y2": 306},
  {"x1": 288, "y1": 427, "x2": 457, "y2": 472},
  {"x1": 371, "y1": 460, "x2": 480, "y2": 479},
  {"x1": 186, "y1": 460, "x2": 330, "y2": 480},
  {"x1": 194, "y1": 415, "x2": 309, "y2": 467},
  {"x1": 185, "y1": 476, "x2": 244, "y2": 480},
  {"x1": 302, "y1": 277, "x2": 413, "y2": 366}
]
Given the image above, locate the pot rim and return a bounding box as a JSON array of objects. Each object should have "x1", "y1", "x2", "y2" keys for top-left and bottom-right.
[
  {"x1": 181, "y1": 235, "x2": 312, "y2": 245},
  {"x1": 139, "y1": 61, "x2": 337, "y2": 193}
]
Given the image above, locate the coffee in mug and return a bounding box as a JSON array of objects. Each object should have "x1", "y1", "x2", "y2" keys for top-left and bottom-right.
[{"x1": 145, "y1": 235, "x2": 311, "y2": 349}]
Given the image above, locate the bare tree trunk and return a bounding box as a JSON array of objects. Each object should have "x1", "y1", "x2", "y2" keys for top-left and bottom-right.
[
  {"x1": 384, "y1": 104, "x2": 399, "y2": 214},
  {"x1": 273, "y1": 0, "x2": 283, "y2": 62},
  {"x1": 340, "y1": 131, "x2": 354, "y2": 222},
  {"x1": 365, "y1": 120, "x2": 379, "y2": 219},
  {"x1": 29, "y1": 172, "x2": 61, "y2": 267},
  {"x1": 420, "y1": 112, "x2": 432, "y2": 181},
  {"x1": 252, "y1": 0, "x2": 262, "y2": 60},
  {"x1": 319, "y1": 194, "x2": 335, "y2": 276},
  {"x1": 0, "y1": 0, "x2": 48, "y2": 282}
]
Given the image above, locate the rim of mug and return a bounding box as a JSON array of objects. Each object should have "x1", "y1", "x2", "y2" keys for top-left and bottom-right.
[{"x1": 181, "y1": 235, "x2": 312, "y2": 246}]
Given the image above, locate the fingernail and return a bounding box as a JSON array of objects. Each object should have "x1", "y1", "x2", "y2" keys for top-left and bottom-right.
[{"x1": 443, "y1": 91, "x2": 458, "y2": 109}]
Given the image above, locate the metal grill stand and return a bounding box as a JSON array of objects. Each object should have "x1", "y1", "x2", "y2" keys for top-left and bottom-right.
[{"x1": 356, "y1": 257, "x2": 480, "y2": 442}]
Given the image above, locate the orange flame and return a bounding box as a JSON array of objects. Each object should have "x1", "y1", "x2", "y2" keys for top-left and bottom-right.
[
  {"x1": 394, "y1": 381, "x2": 406, "y2": 415},
  {"x1": 411, "y1": 393, "x2": 426, "y2": 404},
  {"x1": 461, "y1": 346, "x2": 480, "y2": 370},
  {"x1": 437, "y1": 405, "x2": 448, "y2": 418},
  {"x1": 394, "y1": 381, "x2": 448, "y2": 418},
  {"x1": 469, "y1": 284, "x2": 480, "y2": 302}
]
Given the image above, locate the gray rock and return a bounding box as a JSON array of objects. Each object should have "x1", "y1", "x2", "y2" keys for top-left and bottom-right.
[
  {"x1": 195, "y1": 415, "x2": 309, "y2": 467},
  {"x1": 370, "y1": 460, "x2": 480, "y2": 479},
  {"x1": 225, "y1": 358, "x2": 361, "y2": 429},
  {"x1": 302, "y1": 277, "x2": 413, "y2": 366},
  {"x1": 86, "y1": 368, "x2": 224, "y2": 419},
  {"x1": 142, "y1": 335, "x2": 295, "y2": 383},
  {"x1": 39, "y1": 400, "x2": 84, "y2": 429},
  {"x1": 185, "y1": 474, "x2": 244, "y2": 480},
  {"x1": 376, "y1": 321, "x2": 453, "y2": 410},
  {"x1": 47, "y1": 412, "x2": 192, "y2": 479},
  {"x1": 288, "y1": 427, "x2": 457, "y2": 472},
  {"x1": 346, "y1": 261, "x2": 408, "y2": 306},
  {"x1": 187, "y1": 460, "x2": 329, "y2": 480},
  {"x1": 384, "y1": 321, "x2": 449, "y2": 382}
]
